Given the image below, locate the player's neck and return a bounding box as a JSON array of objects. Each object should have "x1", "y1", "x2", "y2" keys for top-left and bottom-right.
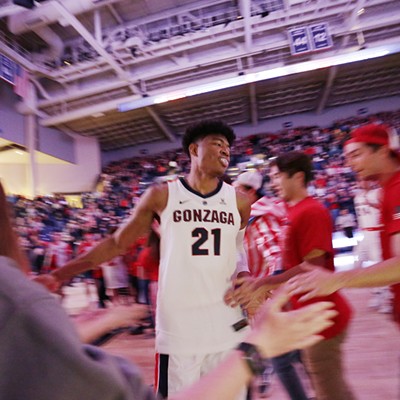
[{"x1": 185, "y1": 172, "x2": 220, "y2": 195}]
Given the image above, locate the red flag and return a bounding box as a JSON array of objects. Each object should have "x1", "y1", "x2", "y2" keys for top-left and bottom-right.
[{"x1": 14, "y1": 64, "x2": 29, "y2": 99}]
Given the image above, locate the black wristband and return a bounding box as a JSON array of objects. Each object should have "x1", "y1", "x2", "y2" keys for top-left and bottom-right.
[{"x1": 236, "y1": 342, "x2": 266, "y2": 376}]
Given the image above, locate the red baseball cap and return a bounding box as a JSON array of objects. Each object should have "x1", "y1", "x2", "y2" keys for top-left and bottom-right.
[{"x1": 345, "y1": 124, "x2": 400, "y2": 159}]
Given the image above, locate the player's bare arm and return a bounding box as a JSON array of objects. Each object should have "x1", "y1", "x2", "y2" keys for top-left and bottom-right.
[
  {"x1": 225, "y1": 189, "x2": 271, "y2": 308},
  {"x1": 114, "y1": 183, "x2": 168, "y2": 250},
  {"x1": 235, "y1": 187, "x2": 251, "y2": 229},
  {"x1": 51, "y1": 184, "x2": 168, "y2": 283}
]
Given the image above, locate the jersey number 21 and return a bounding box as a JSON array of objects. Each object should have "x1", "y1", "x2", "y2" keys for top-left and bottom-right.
[{"x1": 192, "y1": 227, "x2": 221, "y2": 255}]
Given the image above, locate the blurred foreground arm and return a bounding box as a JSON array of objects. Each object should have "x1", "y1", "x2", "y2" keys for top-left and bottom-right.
[
  {"x1": 171, "y1": 284, "x2": 336, "y2": 400},
  {"x1": 289, "y1": 256, "x2": 400, "y2": 302},
  {"x1": 73, "y1": 304, "x2": 148, "y2": 344}
]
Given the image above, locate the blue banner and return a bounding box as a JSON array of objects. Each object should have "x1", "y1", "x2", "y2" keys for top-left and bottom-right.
[
  {"x1": 288, "y1": 27, "x2": 312, "y2": 55},
  {"x1": 0, "y1": 54, "x2": 15, "y2": 84},
  {"x1": 309, "y1": 23, "x2": 333, "y2": 51}
]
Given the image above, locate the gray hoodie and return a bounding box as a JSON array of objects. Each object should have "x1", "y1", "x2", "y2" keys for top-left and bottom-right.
[{"x1": 0, "y1": 256, "x2": 157, "y2": 400}]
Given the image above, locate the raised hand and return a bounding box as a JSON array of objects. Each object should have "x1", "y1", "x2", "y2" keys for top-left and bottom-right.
[
  {"x1": 224, "y1": 276, "x2": 270, "y2": 308},
  {"x1": 248, "y1": 283, "x2": 337, "y2": 358},
  {"x1": 288, "y1": 262, "x2": 339, "y2": 301}
]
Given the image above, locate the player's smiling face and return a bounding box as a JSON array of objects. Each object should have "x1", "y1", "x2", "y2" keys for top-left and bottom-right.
[{"x1": 195, "y1": 134, "x2": 231, "y2": 176}]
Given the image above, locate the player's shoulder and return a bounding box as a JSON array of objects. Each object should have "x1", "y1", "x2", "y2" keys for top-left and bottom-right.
[
  {"x1": 234, "y1": 186, "x2": 252, "y2": 221},
  {"x1": 234, "y1": 185, "x2": 250, "y2": 204},
  {"x1": 146, "y1": 179, "x2": 171, "y2": 194},
  {"x1": 139, "y1": 181, "x2": 169, "y2": 211}
]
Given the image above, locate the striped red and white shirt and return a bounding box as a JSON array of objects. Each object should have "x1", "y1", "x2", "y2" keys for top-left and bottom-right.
[{"x1": 244, "y1": 197, "x2": 287, "y2": 277}]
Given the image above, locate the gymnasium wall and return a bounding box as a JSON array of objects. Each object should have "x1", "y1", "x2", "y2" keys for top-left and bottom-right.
[
  {"x1": 0, "y1": 80, "x2": 101, "y2": 196},
  {"x1": 0, "y1": 81, "x2": 24, "y2": 144},
  {"x1": 37, "y1": 135, "x2": 101, "y2": 195}
]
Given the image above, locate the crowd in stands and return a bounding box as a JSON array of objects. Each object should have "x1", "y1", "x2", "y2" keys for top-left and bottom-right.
[{"x1": 7, "y1": 109, "x2": 400, "y2": 308}]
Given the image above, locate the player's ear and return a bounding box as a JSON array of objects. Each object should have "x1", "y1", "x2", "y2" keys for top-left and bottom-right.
[
  {"x1": 189, "y1": 142, "x2": 198, "y2": 157},
  {"x1": 295, "y1": 170, "x2": 306, "y2": 186}
]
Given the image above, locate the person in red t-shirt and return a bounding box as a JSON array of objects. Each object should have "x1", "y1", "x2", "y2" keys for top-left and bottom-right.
[
  {"x1": 225, "y1": 151, "x2": 355, "y2": 400},
  {"x1": 289, "y1": 124, "x2": 400, "y2": 324}
]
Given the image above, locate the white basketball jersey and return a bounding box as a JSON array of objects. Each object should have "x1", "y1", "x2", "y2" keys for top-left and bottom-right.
[
  {"x1": 157, "y1": 177, "x2": 246, "y2": 355},
  {"x1": 354, "y1": 187, "x2": 382, "y2": 263},
  {"x1": 354, "y1": 188, "x2": 381, "y2": 229}
]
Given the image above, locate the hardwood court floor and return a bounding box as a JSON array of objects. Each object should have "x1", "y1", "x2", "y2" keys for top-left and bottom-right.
[{"x1": 64, "y1": 284, "x2": 400, "y2": 399}]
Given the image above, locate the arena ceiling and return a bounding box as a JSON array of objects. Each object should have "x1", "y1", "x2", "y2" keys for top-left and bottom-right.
[{"x1": 1, "y1": 0, "x2": 400, "y2": 152}]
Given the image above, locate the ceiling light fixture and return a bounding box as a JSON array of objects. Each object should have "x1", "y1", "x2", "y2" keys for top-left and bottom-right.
[
  {"x1": 118, "y1": 43, "x2": 399, "y2": 113},
  {"x1": 92, "y1": 112, "x2": 105, "y2": 118}
]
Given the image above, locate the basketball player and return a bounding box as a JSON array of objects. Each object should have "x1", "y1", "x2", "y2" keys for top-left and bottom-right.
[
  {"x1": 44, "y1": 120, "x2": 254, "y2": 399},
  {"x1": 289, "y1": 124, "x2": 400, "y2": 324},
  {"x1": 353, "y1": 179, "x2": 382, "y2": 267},
  {"x1": 353, "y1": 179, "x2": 391, "y2": 313}
]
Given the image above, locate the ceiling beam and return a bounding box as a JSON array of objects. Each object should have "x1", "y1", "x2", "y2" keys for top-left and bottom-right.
[
  {"x1": 145, "y1": 107, "x2": 177, "y2": 142},
  {"x1": 40, "y1": 96, "x2": 140, "y2": 126},
  {"x1": 239, "y1": 0, "x2": 253, "y2": 52},
  {"x1": 93, "y1": 9, "x2": 103, "y2": 44},
  {"x1": 38, "y1": 80, "x2": 129, "y2": 107},
  {"x1": 0, "y1": 3, "x2": 24, "y2": 18},
  {"x1": 107, "y1": 4, "x2": 123, "y2": 25},
  {"x1": 316, "y1": 66, "x2": 338, "y2": 114},
  {"x1": 249, "y1": 83, "x2": 258, "y2": 126},
  {"x1": 52, "y1": 1, "x2": 132, "y2": 83}
]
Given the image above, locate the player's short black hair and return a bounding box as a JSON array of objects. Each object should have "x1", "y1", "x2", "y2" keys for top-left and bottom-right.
[
  {"x1": 182, "y1": 120, "x2": 236, "y2": 156},
  {"x1": 273, "y1": 151, "x2": 314, "y2": 185}
]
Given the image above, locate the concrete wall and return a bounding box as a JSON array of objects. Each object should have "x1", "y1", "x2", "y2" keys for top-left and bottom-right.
[
  {"x1": 0, "y1": 80, "x2": 101, "y2": 196},
  {"x1": 0, "y1": 81, "x2": 25, "y2": 145},
  {"x1": 37, "y1": 135, "x2": 101, "y2": 194},
  {"x1": 38, "y1": 126, "x2": 75, "y2": 163},
  {"x1": 0, "y1": 135, "x2": 100, "y2": 196},
  {"x1": 0, "y1": 164, "x2": 27, "y2": 194}
]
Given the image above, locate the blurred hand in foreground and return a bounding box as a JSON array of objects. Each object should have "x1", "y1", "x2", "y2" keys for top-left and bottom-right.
[
  {"x1": 32, "y1": 274, "x2": 61, "y2": 292},
  {"x1": 248, "y1": 283, "x2": 337, "y2": 358}
]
